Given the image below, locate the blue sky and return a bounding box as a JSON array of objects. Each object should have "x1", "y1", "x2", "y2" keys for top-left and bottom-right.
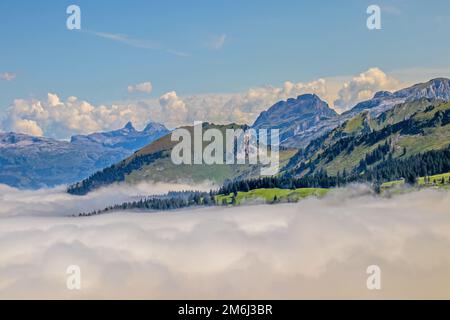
[{"x1": 1, "y1": 0, "x2": 450, "y2": 137}]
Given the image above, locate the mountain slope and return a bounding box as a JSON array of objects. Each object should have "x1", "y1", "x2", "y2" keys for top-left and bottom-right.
[
  {"x1": 0, "y1": 122, "x2": 169, "y2": 189},
  {"x1": 68, "y1": 123, "x2": 297, "y2": 195},
  {"x1": 266, "y1": 78, "x2": 450, "y2": 148},
  {"x1": 286, "y1": 99, "x2": 450, "y2": 177}
]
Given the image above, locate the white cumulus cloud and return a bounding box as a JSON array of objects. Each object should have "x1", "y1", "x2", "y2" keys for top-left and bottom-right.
[
  {"x1": 128, "y1": 82, "x2": 153, "y2": 94},
  {"x1": 333, "y1": 68, "x2": 402, "y2": 112},
  {"x1": 2, "y1": 93, "x2": 157, "y2": 139},
  {"x1": 10, "y1": 119, "x2": 43, "y2": 136},
  {"x1": 158, "y1": 91, "x2": 188, "y2": 125}
]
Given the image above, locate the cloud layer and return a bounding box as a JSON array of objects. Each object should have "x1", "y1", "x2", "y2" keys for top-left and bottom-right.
[
  {"x1": 0, "y1": 184, "x2": 449, "y2": 299},
  {"x1": 1, "y1": 68, "x2": 403, "y2": 139},
  {"x1": 333, "y1": 68, "x2": 402, "y2": 112},
  {"x1": 2, "y1": 94, "x2": 157, "y2": 139},
  {"x1": 1, "y1": 82, "x2": 332, "y2": 138}
]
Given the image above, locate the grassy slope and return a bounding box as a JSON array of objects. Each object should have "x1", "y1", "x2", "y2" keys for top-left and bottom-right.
[
  {"x1": 126, "y1": 148, "x2": 297, "y2": 185},
  {"x1": 342, "y1": 111, "x2": 367, "y2": 134},
  {"x1": 221, "y1": 171, "x2": 450, "y2": 208},
  {"x1": 216, "y1": 188, "x2": 329, "y2": 205},
  {"x1": 381, "y1": 172, "x2": 450, "y2": 191},
  {"x1": 121, "y1": 123, "x2": 298, "y2": 185}
]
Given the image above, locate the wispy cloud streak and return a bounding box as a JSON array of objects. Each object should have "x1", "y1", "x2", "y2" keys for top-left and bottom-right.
[{"x1": 84, "y1": 30, "x2": 189, "y2": 57}]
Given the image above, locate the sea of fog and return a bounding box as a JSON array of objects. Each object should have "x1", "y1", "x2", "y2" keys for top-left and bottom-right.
[{"x1": 0, "y1": 183, "x2": 450, "y2": 299}]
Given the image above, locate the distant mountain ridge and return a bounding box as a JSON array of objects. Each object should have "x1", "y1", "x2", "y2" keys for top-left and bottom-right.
[
  {"x1": 268, "y1": 78, "x2": 450, "y2": 148},
  {"x1": 347, "y1": 78, "x2": 450, "y2": 116},
  {"x1": 71, "y1": 121, "x2": 169, "y2": 151},
  {"x1": 0, "y1": 122, "x2": 169, "y2": 189}
]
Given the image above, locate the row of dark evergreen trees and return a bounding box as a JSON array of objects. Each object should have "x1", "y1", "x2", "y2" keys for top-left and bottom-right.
[
  {"x1": 78, "y1": 191, "x2": 215, "y2": 217},
  {"x1": 359, "y1": 146, "x2": 450, "y2": 185},
  {"x1": 68, "y1": 151, "x2": 165, "y2": 195},
  {"x1": 357, "y1": 140, "x2": 392, "y2": 172},
  {"x1": 217, "y1": 169, "x2": 340, "y2": 196}
]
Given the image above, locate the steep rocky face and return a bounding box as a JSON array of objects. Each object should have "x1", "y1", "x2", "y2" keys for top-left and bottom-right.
[
  {"x1": 252, "y1": 94, "x2": 338, "y2": 145},
  {"x1": 399, "y1": 78, "x2": 450, "y2": 101}
]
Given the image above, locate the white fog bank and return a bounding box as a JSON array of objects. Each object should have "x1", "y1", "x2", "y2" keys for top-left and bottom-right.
[
  {"x1": 0, "y1": 185, "x2": 449, "y2": 299},
  {"x1": 0, "y1": 181, "x2": 214, "y2": 218}
]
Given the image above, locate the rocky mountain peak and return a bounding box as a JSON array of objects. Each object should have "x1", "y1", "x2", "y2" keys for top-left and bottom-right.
[{"x1": 123, "y1": 121, "x2": 136, "y2": 131}]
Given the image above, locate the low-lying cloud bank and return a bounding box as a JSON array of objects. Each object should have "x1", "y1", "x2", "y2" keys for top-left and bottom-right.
[
  {"x1": 0, "y1": 184, "x2": 449, "y2": 299},
  {"x1": 0, "y1": 182, "x2": 213, "y2": 218}
]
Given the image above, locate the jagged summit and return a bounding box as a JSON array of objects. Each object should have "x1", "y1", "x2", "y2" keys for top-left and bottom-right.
[
  {"x1": 123, "y1": 121, "x2": 136, "y2": 131},
  {"x1": 252, "y1": 93, "x2": 337, "y2": 145},
  {"x1": 143, "y1": 121, "x2": 169, "y2": 133}
]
